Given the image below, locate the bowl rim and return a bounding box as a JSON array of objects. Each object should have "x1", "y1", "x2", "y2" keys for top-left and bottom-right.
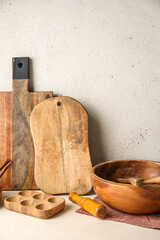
[{"x1": 91, "y1": 159, "x2": 160, "y2": 187}]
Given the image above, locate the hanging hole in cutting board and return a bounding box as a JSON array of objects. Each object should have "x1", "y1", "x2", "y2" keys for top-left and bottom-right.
[
  {"x1": 57, "y1": 102, "x2": 61, "y2": 106},
  {"x1": 18, "y1": 62, "x2": 23, "y2": 68}
]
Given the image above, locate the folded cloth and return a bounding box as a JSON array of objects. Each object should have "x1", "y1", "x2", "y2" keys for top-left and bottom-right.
[{"x1": 76, "y1": 196, "x2": 160, "y2": 230}]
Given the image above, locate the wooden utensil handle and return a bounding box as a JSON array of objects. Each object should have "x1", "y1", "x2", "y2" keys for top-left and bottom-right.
[
  {"x1": 0, "y1": 160, "x2": 11, "y2": 178},
  {"x1": 117, "y1": 177, "x2": 143, "y2": 187},
  {"x1": 117, "y1": 178, "x2": 130, "y2": 183},
  {"x1": 68, "y1": 192, "x2": 107, "y2": 219},
  {"x1": 143, "y1": 176, "x2": 160, "y2": 184}
]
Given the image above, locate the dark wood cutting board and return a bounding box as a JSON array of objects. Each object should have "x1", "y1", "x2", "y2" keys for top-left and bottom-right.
[
  {"x1": 0, "y1": 57, "x2": 53, "y2": 189},
  {"x1": 30, "y1": 97, "x2": 92, "y2": 194}
]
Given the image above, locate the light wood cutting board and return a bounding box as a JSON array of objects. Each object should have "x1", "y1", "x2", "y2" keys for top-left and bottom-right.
[
  {"x1": 0, "y1": 57, "x2": 53, "y2": 189},
  {"x1": 30, "y1": 97, "x2": 92, "y2": 194}
]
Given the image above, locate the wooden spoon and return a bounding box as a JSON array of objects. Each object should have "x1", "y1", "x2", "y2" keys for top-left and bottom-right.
[
  {"x1": 117, "y1": 176, "x2": 160, "y2": 187},
  {"x1": 117, "y1": 177, "x2": 143, "y2": 187},
  {"x1": 143, "y1": 176, "x2": 160, "y2": 184}
]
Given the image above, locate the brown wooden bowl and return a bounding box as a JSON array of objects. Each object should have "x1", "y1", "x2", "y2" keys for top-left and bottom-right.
[
  {"x1": 0, "y1": 186, "x2": 2, "y2": 201},
  {"x1": 91, "y1": 160, "x2": 160, "y2": 214}
]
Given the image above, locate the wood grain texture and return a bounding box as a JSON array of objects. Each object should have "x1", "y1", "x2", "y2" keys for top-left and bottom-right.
[
  {"x1": 117, "y1": 176, "x2": 160, "y2": 187},
  {"x1": 4, "y1": 191, "x2": 65, "y2": 219},
  {"x1": 0, "y1": 57, "x2": 53, "y2": 190},
  {"x1": 0, "y1": 92, "x2": 12, "y2": 189},
  {"x1": 30, "y1": 97, "x2": 92, "y2": 194},
  {"x1": 91, "y1": 160, "x2": 160, "y2": 214},
  {"x1": 0, "y1": 185, "x2": 2, "y2": 201},
  {"x1": 69, "y1": 192, "x2": 106, "y2": 218},
  {"x1": 12, "y1": 79, "x2": 53, "y2": 189}
]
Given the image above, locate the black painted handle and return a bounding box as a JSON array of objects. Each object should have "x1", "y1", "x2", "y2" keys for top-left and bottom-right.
[{"x1": 12, "y1": 57, "x2": 29, "y2": 79}]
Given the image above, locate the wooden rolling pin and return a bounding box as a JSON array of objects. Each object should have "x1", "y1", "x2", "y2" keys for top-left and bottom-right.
[
  {"x1": 117, "y1": 176, "x2": 160, "y2": 187},
  {"x1": 68, "y1": 192, "x2": 107, "y2": 219}
]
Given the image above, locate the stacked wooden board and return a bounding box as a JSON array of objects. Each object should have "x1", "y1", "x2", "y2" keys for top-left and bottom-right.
[
  {"x1": 0, "y1": 57, "x2": 92, "y2": 194},
  {"x1": 30, "y1": 97, "x2": 92, "y2": 194},
  {"x1": 0, "y1": 57, "x2": 53, "y2": 189}
]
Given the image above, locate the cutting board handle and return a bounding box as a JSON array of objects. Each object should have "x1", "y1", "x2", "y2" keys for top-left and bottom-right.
[
  {"x1": 11, "y1": 57, "x2": 53, "y2": 190},
  {"x1": 12, "y1": 57, "x2": 29, "y2": 80},
  {"x1": 12, "y1": 57, "x2": 29, "y2": 92}
]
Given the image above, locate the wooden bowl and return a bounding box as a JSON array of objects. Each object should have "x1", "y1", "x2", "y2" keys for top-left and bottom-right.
[
  {"x1": 91, "y1": 160, "x2": 160, "y2": 214},
  {"x1": 0, "y1": 186, "x2": 2, "y2": 201}
]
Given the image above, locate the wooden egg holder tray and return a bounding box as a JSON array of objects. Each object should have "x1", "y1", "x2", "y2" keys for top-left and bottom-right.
[{"x1": 4, "y1": 191, "x2": 65, "y2": 219}]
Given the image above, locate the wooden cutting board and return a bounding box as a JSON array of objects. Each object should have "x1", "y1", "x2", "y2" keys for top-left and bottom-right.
[
  {"x1": 0, "y1": 57, "x2": 53, "y2": 189},
  {"x1": 30, "y1": 97, "x2": 92, "y2": 194}
]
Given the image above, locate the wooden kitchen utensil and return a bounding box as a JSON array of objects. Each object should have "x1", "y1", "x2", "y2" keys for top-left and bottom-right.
[
  {"x1": 91, "y1": 160, "x2": 160, "y2": 214},
  {"x1": 69, "y1": 192, "x2": 107, "y2": 219},
  {"x1": 0, "y1": 159, "x2": 11, "y2": 201},
  {"x1": 143, "y1": 176, "x2": 160, "y2": 184},
  {"x1": 0, "y1": 57, "x2": 53, "y2": 190},
  {"x1": 0, "y1": 159, "x2": 11, "y2": 178},
  {"x1": 30, "y1": 97, "x2": 92, "y2": 194},
  {"x1": 117, "y1": 177, "x2": 143, "y2": 187},
  {"x1": 4, "y1": 191, "x2": 65, "y2": 219},
  {"x1": 117, "y1": 176, "x2": 160, "y2": 187}
]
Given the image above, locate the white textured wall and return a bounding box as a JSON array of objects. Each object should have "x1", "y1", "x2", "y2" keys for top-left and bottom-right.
[{"x1": 0, "y1": 0, "x2": 160, "y2": 166}]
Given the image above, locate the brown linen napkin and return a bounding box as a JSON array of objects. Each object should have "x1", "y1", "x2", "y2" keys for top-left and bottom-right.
[{"x1": 76, "y1": 196, "x2": 160, "y2": 230}]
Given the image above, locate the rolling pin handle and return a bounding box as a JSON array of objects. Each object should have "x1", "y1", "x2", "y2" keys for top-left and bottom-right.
[{"x1": 69, "y1": 192, "x2": 107, "y2": 219}]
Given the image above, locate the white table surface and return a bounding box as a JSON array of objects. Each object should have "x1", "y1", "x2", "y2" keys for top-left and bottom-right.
[{"x1": 0, "y1": 191, "x2": 160, "y2": 240}]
